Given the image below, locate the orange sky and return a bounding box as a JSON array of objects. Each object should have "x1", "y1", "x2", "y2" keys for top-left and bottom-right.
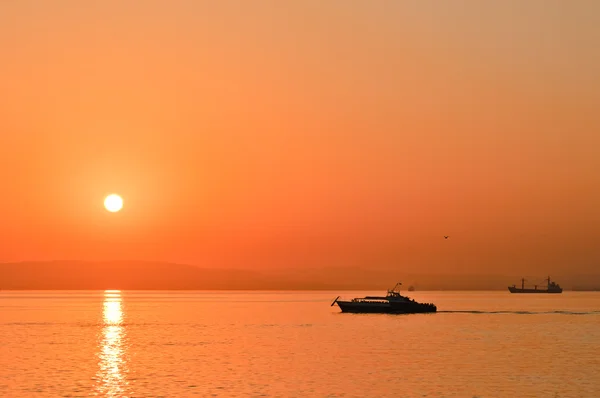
[{"x1": 1, "y1": 2, "x2": 599, "y2": 276}]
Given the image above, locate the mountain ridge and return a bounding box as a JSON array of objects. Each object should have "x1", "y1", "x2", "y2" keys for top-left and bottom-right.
[{"x1": 1, "y1": 261, "x2": 599, "y2": 290}]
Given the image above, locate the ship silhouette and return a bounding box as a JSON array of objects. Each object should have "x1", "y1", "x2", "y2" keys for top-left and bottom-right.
[
  {"x1": 508, "y1": 276, "x2": 563, "y2": 294},
  {"x1": 331, "y1": 283, "x2": 436, "y2": 314}
]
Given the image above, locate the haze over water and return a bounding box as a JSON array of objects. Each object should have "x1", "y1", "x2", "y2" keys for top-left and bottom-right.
[{"x1": 2, "y1": 290, "x2": 599, "y2": 397}]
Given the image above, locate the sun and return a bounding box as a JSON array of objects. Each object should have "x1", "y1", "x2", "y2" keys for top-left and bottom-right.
[{"x1": 104, "y1": 194, "x2": 123, "y2": 213}]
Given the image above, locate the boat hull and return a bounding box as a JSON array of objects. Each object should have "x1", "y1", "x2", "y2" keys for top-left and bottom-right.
[
  {"x1": 508, "y1": 287, "x2": 562, "y2": 294},
  {"x1": 336, "y1": 300, "x2": 437, "y2": 314}
]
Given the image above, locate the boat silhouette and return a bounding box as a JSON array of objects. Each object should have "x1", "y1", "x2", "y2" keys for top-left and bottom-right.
[
  {"x1": 508, "y1": 276, "x2": 563, "y2": 294},
  {"x1": 331, "y1": 283, "x2": 436, "y2": 314}
]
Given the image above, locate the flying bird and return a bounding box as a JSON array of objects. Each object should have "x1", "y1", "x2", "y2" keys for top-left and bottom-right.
[{"x1": 444, "y1": 236, "x2": 449, "y2": 239}]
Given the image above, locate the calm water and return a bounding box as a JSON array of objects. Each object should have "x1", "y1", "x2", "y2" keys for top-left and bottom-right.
[{"x1": 1, "y1": 291, "x2": 599, "y2": 398}]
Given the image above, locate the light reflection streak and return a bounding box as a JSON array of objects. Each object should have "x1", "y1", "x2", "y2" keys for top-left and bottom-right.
[{"x1": 95, "y1": 290, "x2": 128, "y2": 397}]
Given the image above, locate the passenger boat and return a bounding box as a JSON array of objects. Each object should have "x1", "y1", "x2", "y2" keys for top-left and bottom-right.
[{"x1": 331, "y1": 283, "x2": 437, "y2": 314}]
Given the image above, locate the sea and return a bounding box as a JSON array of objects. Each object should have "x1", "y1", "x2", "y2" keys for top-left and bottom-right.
[{"x1": 1, "y1": 290, "x2": 599, "y2": 398}]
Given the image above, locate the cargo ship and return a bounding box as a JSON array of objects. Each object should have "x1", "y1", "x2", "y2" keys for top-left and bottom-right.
[{"x1": 508, "y1": 276, "x2": 562, "y2": 294}]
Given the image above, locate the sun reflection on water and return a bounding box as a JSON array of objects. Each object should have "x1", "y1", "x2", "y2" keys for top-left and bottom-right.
[{"x1": 95, "y1": 290, "x2": 129, "y2": 397}]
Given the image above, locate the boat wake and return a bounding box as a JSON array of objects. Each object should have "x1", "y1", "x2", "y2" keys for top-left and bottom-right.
[{"x1": 438, "y1": 310, "x2": 600, "y2": 315}]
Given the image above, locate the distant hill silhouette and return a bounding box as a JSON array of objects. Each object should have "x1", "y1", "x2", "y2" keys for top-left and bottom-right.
[
  {"x1": 0, "y1": 261, "x2": 360, "y2": 290},
  {"x1": 0, "y1": 261, "x2": 264, "y2": 290},
  {"x1": 1, "y1": 261, "x2": 599, "y2": 290}
]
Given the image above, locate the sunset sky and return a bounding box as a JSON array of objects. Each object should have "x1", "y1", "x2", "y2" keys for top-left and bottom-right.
[{"x1": 1, "y1": 1, "x2": 599, "y2": 277}]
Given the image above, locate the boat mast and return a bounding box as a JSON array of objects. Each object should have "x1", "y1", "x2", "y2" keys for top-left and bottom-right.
[{"x1": 521, "y1": 278, "x2": 525, "y2": 290}]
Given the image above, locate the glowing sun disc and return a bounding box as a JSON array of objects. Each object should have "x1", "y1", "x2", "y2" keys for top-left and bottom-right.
[{"x1": 104, "y1": 194, "x2": 123, "y2": 212}]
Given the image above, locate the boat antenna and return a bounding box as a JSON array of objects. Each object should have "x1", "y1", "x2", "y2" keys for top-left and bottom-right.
[{"x1": 330, "y1": 296, "x2": 340, "y2": 307}]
